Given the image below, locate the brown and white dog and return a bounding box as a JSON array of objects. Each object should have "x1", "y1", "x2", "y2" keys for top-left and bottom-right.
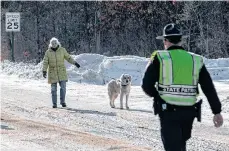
[{"x1": 107, "y1": 74, "x2": 132, "y2": 109}]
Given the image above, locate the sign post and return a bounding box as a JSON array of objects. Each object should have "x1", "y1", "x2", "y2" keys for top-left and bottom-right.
[{"x1": 5, "y1": 12, "x2": 20, "y2": 62}]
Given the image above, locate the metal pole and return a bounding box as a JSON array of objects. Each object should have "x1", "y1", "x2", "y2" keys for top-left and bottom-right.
[
  {"x1": 95, "y1": 1, "x2": 101, "y2": 54},
  {"x1": 12, "y1": 32, "x2": 15, "y2": 62}
]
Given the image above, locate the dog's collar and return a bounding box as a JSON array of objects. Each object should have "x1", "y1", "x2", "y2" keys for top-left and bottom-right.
[{"x1": 121, "y1": 84, "x2": 128, "y2": 87}]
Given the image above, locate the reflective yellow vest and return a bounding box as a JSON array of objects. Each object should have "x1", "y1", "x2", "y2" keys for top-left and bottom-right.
[{"x1": 151, "y1": 49, "x2": 203, "y2": 106}]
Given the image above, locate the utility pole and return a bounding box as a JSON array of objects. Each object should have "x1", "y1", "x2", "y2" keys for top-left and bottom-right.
[
  {"x1": 11, "y1": 32, "x2": 14, "y2": 61},
  {"x1": 95, "y1": 1, "x2": 101, "y2": 54}
]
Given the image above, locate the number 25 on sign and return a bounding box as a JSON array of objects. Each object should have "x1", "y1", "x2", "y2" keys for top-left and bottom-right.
[{"x1": 5, "y1": 12, "x2": 20, "y2": 32}]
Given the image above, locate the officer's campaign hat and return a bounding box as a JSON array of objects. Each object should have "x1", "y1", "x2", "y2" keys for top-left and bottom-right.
[{"x1": 156, "y1": 23, "x2": 184, "y2": 40}]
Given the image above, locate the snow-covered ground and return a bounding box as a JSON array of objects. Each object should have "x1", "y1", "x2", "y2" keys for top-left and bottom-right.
[{"x1": 1, "y1": 54, "x2": 229, "y2": 151}]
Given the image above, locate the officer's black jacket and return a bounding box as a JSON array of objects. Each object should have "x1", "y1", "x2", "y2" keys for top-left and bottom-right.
[{"x1": 141, "y1": 46, "x2": 222, "y2": 114}]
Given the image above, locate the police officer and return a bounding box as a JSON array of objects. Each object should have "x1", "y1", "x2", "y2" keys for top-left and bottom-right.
[{"x1": 142, "y1": 23, "x2": 223, "y2": 151}]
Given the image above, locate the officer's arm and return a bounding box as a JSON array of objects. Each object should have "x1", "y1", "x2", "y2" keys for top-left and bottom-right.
[
  {"x1": 141, "y1": 54, "x2": 159, "y2": 98},
  {"x1": 199, "y1": 65, "x2": 222, "y2": 114}
]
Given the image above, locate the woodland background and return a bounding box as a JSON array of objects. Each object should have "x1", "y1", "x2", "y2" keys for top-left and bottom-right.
[{"x1": 1, "y1": 1, "x2": 229, "y2": 62}]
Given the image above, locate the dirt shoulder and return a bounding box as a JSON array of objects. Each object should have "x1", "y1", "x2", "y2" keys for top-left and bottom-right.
[{"x1": 1, "y1": 112, "x2": 152, "y2": 151}]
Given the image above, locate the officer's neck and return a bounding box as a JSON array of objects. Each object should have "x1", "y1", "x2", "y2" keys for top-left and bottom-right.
[{"x1": 166, "y1": 45, "x2": 184, "y2": 51}]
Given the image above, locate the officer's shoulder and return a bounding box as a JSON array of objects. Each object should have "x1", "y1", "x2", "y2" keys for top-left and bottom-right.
[
  {"x1": 188, "y1": 52, "x2": 203, "y2": 58},
  {"x1": 150, "y1": 50, "x2": 169, "y2": 59},
  {"x1": 150, "y1": 50, "x2": 159, "y2": 60}
]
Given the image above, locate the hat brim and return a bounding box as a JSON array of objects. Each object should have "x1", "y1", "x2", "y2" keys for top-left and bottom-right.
[
  {"x1": 156, "y1": 36, "x2": 164, "y2": 40},
  {"x1": 156, "y1": 35, "x2": 188, "y2": 40}
]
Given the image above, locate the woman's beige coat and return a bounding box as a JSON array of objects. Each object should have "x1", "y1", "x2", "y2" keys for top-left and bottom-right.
[{"x1": 43, "y1": 47, "x2": 75, "y2": 84}]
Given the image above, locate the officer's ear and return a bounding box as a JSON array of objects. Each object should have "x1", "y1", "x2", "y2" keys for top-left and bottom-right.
[
  {"x1": 163, "y1": 38, "x2": 167, "y2": 42},
  {"x1": 163, "y1": 38, "x2": 168, "y2": 44},
  {"x1": 163, "y1": 39, "x2": 171, "y2": 49}
]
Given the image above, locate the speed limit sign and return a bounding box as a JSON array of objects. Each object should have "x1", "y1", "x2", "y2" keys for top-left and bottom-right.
[{"x1": 6, "y1": 12, "x2": 20, "y2": 32}]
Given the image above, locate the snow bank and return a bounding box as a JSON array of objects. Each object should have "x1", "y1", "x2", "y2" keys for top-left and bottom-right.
[
  {"x1": 203, "y1": 58, "x2": 229, "y2": 80},
  {"x1": 98, "y1": 56, "x2": 148, "y2": 85},
  {"x1": 66, "y1": 54, "x2": 105, "y2": 84},
  {"x1": 1, "y1": 53, "x2": 229, "y2": 85}
]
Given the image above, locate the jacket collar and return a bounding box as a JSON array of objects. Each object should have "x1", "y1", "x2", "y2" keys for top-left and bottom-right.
[
  {"x1": 167, "y1": 45, "x2": 185, "y2": 51},
  {"x1": 51, "y1": 45, "x2": 60, "y2": 51}
]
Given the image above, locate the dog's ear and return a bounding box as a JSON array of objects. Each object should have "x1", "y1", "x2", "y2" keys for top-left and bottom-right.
[
  {"x1": 128, "y1": 75, "x2": 132, "y2": 81},
  {"x1": 117, "y1": 79, "x2": 121, "y2": 83},
  {"x1": 120, "y1": 74, "x2": 124, "y2": 79}
]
